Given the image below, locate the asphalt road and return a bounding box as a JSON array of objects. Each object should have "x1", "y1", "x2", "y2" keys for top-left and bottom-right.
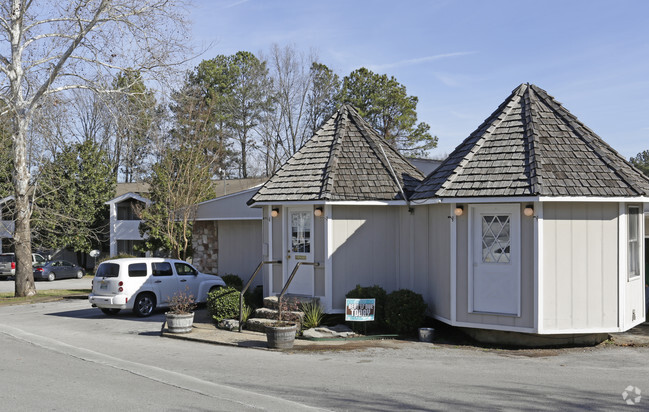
[
  {"x1": 0, "y1": 277, "x2": 92, "y2": 293},
  {"x1": 0, "y1": 299, "x2": 648, "y2": 411}
]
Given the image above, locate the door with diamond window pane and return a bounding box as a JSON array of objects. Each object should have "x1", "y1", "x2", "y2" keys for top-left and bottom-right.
[
  {"x1": 470, "y1": 204, "x2": 521, "y2": 315},
  {"x1": 285, "y1": 206, "x2": 314, "y2": 295}
]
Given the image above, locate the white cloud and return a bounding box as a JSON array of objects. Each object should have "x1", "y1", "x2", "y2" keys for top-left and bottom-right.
[
  {"x1": 223, "y1": 0, "x2": 250, "y2": 9},
  {"x1": 367, "y1": 51, "x2": 475, "y2": 71}
]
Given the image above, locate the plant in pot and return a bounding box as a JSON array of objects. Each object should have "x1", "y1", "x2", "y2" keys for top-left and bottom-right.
[
  {"x1": 265, "y1": 297, "x2": 300, "y2": 349},
  {"x1": 165, "y1": 288, "x2": 197, "y2": 333}
]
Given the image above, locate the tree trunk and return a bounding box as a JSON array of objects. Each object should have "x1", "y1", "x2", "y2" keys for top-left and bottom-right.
[
  {"x1": 241, "y1": 134, "x2": 247, "y2": 178},
  {"x1": 13, "y1": 115, "x2": 35, "y2": 297}
]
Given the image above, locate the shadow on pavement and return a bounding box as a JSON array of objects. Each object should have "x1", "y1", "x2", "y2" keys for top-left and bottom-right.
[{"x1": 45, "y1": 307, "x2": 166, "y2": 323}]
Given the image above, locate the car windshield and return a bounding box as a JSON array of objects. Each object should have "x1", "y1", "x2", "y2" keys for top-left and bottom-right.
[{"x1": 95, "y1": 263, "x2": 120, "y2": 278}]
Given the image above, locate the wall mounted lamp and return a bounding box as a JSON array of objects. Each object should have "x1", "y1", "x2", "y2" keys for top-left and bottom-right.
[
  {"x1": 523, "y1": 205, "x2": 534, "y2": 217},
  {"x1": 454, "y1": 205, "x2": 464, "y2": 217},
  {"x1": 271, "y1": 208, "x2": 279, "y2": 218},
  {"x1": 314, "y1": 207, "x2": 323, "y2": 217}
]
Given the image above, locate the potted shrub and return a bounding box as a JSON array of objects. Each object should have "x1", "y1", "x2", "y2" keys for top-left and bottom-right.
[
  {"x1": 265, "y1": 297, "x2": 300, "y2": 349},
  {"x1": 165, "y1": 288, "x2": 197, "y2": 333},
  {"x1": 265, "y1": 322, "x2": 297, "y2": 349}
]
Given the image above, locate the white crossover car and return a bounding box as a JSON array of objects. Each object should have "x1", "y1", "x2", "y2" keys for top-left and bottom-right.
[{"x1": 89, "y1": 258, "x2": 226, "y2": 317}]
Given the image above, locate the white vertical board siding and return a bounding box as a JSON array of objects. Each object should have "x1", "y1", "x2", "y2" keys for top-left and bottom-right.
[
  {"x1": 456, "y1": 204, "x2": 535, "y2": 329},
  {"x1": 331, "y1": 206, "x2": 400, "y2": 311},
  {"x1": 314, "y1": 210, "x2": 326, "y2": 296},
  {"x1": 271, "y1": 209, "x2": 283, "y2": 294},
  {"x1": 427, "y1": 204, "x2": 451, "y2": 320},
  {"x1": 217, "y1": 220, "x2": 263, "y2": 287},
  {"x1": 542, "y1": 203, "x2": 618, "y2": 331}
]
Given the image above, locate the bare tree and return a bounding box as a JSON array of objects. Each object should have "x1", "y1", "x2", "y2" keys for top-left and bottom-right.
[
  {"x1": 138, "y1": 92, "x2": 221, "y2": 260},
  {"x1": 259, "y1": 45, "x2": 340, "y2": 176},
  {"x1": 0, "y1": 0, "x2": 189, "y2": 297}
]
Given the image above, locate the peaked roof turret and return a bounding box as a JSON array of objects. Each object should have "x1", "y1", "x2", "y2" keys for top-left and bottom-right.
[
  {"x1": 248, "y1": 104, "x2": 424, "y2": 205},
  {"x1": 412, "y1": 83, "x2": 649, "y2": 199}
]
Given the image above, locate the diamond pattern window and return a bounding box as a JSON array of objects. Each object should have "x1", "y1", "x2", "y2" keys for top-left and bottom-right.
[{"x1": 482, "y1": 215, "x2": 511, "y2": 263}]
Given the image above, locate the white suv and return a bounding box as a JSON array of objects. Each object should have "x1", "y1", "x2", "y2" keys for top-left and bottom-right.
[{"x1": 89, "y1": 258, "x2": 226, "y2": 317}]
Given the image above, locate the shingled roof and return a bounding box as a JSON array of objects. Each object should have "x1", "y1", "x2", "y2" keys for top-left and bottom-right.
[
  {"x1": 248, "y1": 105, "x2": 424, "y2": 204},
  {"x1": 412, "y1": 83, "x2": 649, "y2": 199}
]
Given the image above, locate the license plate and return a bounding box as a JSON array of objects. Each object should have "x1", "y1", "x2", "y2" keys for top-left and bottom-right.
[{"x1": 100, "y1": 282, "x2": 107, "y2": 290}]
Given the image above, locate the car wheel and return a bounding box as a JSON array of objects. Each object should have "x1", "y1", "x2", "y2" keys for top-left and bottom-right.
[
  {"x1": 76, "y1": 270, "x2": 84, "y2": 279},
  {"x1": 47, "y1": 273, "x2": 55, "y2": 282},
  {"x1": 100, "y1": 308, "x2": 121, "y2": 315},
  {"x1": 133, "y1": 293, "x2": 156, "y2": 317}
]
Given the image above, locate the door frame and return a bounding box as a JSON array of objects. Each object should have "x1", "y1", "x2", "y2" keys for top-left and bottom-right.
[
  {"x1": 468, "y1": 203, "x2": 521, "y2": 316},
  {"x1": 282, "y1": 205, "x2": 315, "y2": 296}
]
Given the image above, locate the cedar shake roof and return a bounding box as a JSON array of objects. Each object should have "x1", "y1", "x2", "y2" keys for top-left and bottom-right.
[
  {"x1": 248, "y1": 104, "x2": 424, "y2": 204},
  {"x1": 412, "y1": 83, "x2": 649, "y2": 199}
]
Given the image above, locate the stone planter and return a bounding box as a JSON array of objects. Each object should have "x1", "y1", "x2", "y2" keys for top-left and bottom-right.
[
  {"x1": 265, "y1": 323, "x2": 297, "y2": 349},
  {"x1": 166, "y1": 312, "x2": 195, "y2": 333}
]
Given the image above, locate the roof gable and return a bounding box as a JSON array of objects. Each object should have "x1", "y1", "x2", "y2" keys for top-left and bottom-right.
[
  {"x1": 412, "y1": 84, "x2": 649, "y2": 199},
  {"x1": 249, "y1": 105, "x2": 424, "y2": 204}
]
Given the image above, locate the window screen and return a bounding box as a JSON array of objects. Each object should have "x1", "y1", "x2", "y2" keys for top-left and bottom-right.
[{"x1": 628, "y1": 206, "x2": 641, "y2": 280}]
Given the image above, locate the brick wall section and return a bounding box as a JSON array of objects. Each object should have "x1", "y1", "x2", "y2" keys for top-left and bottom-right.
[{"x1": 192, "y1": 221, "x2": 218, "y2": 274}]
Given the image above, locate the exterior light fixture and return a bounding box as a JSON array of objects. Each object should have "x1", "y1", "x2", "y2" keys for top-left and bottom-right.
[
  {"x1": 314, "y1": 207, "x2": 323, "y2": 217},
  {"x1": 271, "y1": 208, "x2": 279, "y2": 218},
  {"x1": 524, "y1": 205, "x2": 534, "y2": 217},
  {"x1": 454, "y1": 205, "x2": 464, "y2": 217}
]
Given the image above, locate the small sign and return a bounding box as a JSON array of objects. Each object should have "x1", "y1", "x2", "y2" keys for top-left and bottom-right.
[
  {"x1": 295, "y1": 255, "x2": 307, "y2": 260},
  {"x1": 89, "y1": 249, "x2": 100, "y2": 258},
  {"x1": 345, "y1": 298, "x2": 375, "y2": 321}
]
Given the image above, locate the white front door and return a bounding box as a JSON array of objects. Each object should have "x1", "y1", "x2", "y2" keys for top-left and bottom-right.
[
  {"x1": 470, "y1": 204, "x2": 521, "y2": 316},
  {"x1": 285, "y1": 206, "x2": 314, "y2": 295}
]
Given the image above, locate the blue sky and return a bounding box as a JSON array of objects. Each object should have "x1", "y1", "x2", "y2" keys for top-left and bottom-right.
[{"x1": 189, "y1": 0, "x2": 649, "y2": 159}]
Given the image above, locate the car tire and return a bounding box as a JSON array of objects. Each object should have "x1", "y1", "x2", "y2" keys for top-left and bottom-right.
[
  {"x1": 47, "y1": 273, "x2": 55, "y2": 282},
  {"x1": 76, "y1": 270, "x2": 84, "y2": 279},
  {"x1": 133, "y1": 293, "x2": 156, "y2": 317},
  {"x1": 100, "y1": 308, "x2": 121, "y2": 315}
]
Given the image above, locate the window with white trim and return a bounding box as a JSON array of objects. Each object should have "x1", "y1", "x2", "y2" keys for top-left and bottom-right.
[{"x1": 628, "y1": 206, "x2": 641, "y2": 280}]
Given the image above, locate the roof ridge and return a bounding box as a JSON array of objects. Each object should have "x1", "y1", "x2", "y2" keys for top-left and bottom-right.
[
  {"x1": 530, "y1": 84, "x2": 649, "y2": 195},
  {"x1": 346, "y1": 106, "x2": 415, "y2": 199},
  {"x1": 522, "y1": 84, "x2": 544, "y2": 195},
  {"x1": 437, "y1": 87, "x2": 522, "y2": 196},
  {"x1": 320, "y1": 106, "x2": 348, "y2": 199}
]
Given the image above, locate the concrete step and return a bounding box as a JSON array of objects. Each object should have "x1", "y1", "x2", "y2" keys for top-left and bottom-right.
[
  {"x1": 246, "y1": 317, "x2": 301, "y2": 333},
  {"x1": 254, "y1": 307, "x2": 304, "y2": 323},
  {"x1": 263, "y1": 295, "x2": 320, "y2": 310}
]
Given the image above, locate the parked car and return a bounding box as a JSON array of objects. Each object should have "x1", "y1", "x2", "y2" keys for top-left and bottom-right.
[
  {"x1": 0, "y1": 253, "x2": 47, "y2": 279},
  {"x1": 89, "y1": 257, "x2": 226, "y2": 317},
  {"x1": 33, "y1": 260, "x2": 85, "y2": 281}
]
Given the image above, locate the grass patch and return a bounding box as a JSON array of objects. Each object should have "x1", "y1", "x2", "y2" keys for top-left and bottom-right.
[{"x1": 0, "y1": 289, "x2": 90, "y2": 306}]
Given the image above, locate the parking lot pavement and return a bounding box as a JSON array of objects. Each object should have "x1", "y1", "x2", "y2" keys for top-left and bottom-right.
[
  {"x1": 0, "y1": 276, "x2": 92, "y2": 293},
  {"x1": 1, "y1": 299, "x2": 649, "y2": 411}
]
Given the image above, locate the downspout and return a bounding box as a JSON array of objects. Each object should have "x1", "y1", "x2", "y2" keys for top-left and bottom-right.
[{"x1": 378, "y1": 144, "x2": 413, "y2": 213}]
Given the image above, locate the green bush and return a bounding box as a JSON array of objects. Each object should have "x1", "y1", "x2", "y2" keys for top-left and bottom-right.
[
  {"x1": 244, "y1": 284, "x2": 264, "y2": 309},
  {"x1": 345, "y1": 284, "x2": 387, "y2": 333},
  {"x1": 384, "y1": 289, "x2": 427, "y2": 334},
  {"x1": 221, "y1": 274, "x2": 243, "y2": 291},
  {"x1": 207, "y1": 286, "x2": 241, "y2": 322}
]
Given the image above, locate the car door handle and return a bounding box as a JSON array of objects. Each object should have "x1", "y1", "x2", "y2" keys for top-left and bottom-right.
[
  {"x1": 154, "y1": 280, "x2": 162, "y2": 283},
  {"x1": 180, "y1": 279, "x2": 187, "y2": 282}
]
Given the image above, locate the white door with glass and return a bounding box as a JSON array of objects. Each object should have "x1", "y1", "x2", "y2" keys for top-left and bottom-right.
[
  {"x1": 470, "y1": 204, "x2": 520, "y2": 316},
  {"x1": 285, "y1": 206, "x2": 314, "y2": 295}
]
